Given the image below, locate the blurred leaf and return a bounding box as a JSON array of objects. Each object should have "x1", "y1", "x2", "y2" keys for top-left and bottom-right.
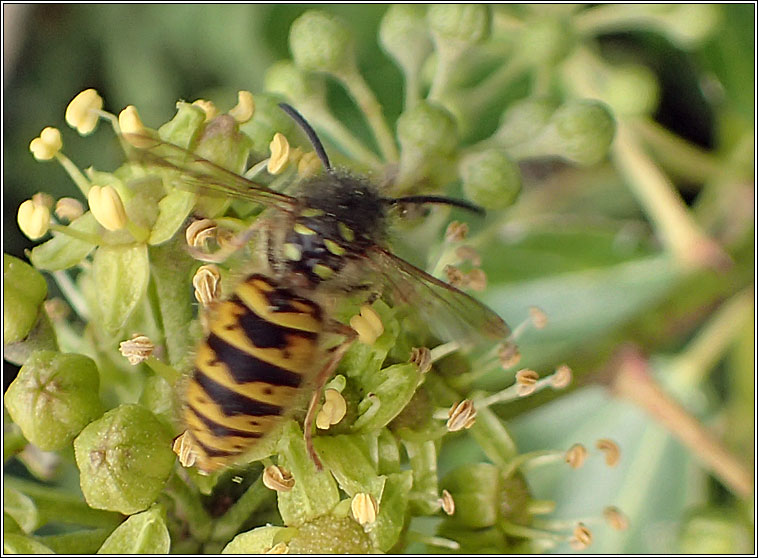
[{"x1": 97, "y1": 505, "x2": 170, "y2": 554}]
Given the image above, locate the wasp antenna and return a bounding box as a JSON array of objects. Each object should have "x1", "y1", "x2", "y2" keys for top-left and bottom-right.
[
  {"x1": 278, "y1": 102, "x2": 332, "y2": 171},
  {"x1": 386, "y1": 195, "x2": 486, "y2": 217}
]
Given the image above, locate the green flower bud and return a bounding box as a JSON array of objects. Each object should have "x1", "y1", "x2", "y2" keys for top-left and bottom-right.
[
  {"x1": 601, "y1": 64, "x2": 660, "y2": 117},
  {"x1": 194, "y1": 115, "x2": 253, "y2": 175},
  {"x1": 289, "y1": 10, "x2": 356, "y2": 76},
  {"x1": 397, "y1": 101, "x2": 458, "y2": 156},
  {"x1": 494, "y1": 98, "x2": 557, "y2": 148},
  {"x1": 158, "y1": 101, "x2": 207, "y2": 148},
  {"x1": 379, "y1": 5, "x2": 433, "y2": 75},
  {"x1": 239, "y1": 93, "x2": 296, "y2": 155},
  {"x1": 74, "y1": 404, "x2": 175, "y2": 514},
  {"x1": 3, "y1": 254, "x2": 47, "y2": 344},
  {"x1": 679, "y1": 508, "x2": 753, "y2": 554},
  {"x1": 460, "y1": 149, "x2": 522, "y2": 210},
  {"x1": 4, "y1": 351, "x2": 103, "y2": 451},
  {"x1": 517, "y1": 17, "x2": 574, "y2": 66},
  {"x1": 97, "y1": 505, "x2": 170, "y2": 554},
  {"x1": 264, "y1": 60, "x2": 327, "y2": 105},
  {"x1": 287, "y1": 515, "x2": 373, "y2": 554},
  {"x1": 427, "y1": 4, "x2": 491, "y2": 46}
]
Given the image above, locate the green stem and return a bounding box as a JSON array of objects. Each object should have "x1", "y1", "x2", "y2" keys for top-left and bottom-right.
[
  {"x1": 611, "y1": 122, "x2": 730, "y2": 271},
  {"x1": 49, "y1": 223, "x2": 100, "y2": 245},
  {"x1": 304, "y1": 106, "x2": 384, "y2": 170},
  {"x1": 164, "y1": 472, "x2": 213, "y2": 542},
  {"x1": 209, "y1": 475, "x2": 274, "y2": 544},
  {"x1": 54, "y1": 153, "x2": 91, "y2": 197},
  {"x1": 146, "y1": 356, "x2": 181, "y2": 386},
  {"x1": 460, "y1": 55, "x2": 528, "y2": 119},
  {"x1": 52, "y1": 270, "x2": 90, "y2": 320},
  {"x1": 501, "y1": 450, "x2": 562, "y2": 479},
  {"x1": 427, "y1": 44, "x2": 461, "y2": 101},
  {"x1": 337, "y1": 69, "x2": 399, "y2": 163},
  {"x1": 469, "y1": 405, "x2": 519, "y2": 467},
  {"x1": 499, "y1": 519, "x2": 566, "y2": 543}
]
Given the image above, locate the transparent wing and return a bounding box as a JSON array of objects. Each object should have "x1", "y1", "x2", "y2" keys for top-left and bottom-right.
[
  {"x1": 367, "y1": 246, "x2": 511, "y2": 344},
  {"x1": 122, "y1": 133, "x2": 299, "y2": 211}
]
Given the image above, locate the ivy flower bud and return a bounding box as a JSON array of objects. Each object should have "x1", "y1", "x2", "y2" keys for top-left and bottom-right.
[
  {"x1": 55, "y1": 197, "x2": 84, "y2": 221},
  {"x1": 427, "y1": 4, "x2": 491, "y2": 46},
  {"x1": 397, "y1": 101, "x2": 457, "y2": 157},
  {"x1": 88, "y1": 185, "x2": 128, "y2": 231},
  {"x1": 4, "y1": 350, "x2": 103, "y2": 451},
  {"x1": 316, "y1": 388, "x2": 347, "y2": 430},
  {"x1": 267, "y1": 132, "x2": 291, "y2": 175},
  {"x1": 193, "y1": 264, "x2": 221, "y2": 306},
  {"x1": 379, "y1": 5, "x2": 432, "y2": 77},
  {"x1": 29, "y1": 127, "x2": 63, "y2": 161},
  {"x1": 596, "y1": 438, "x2": 621, "y2": 467},
  {"x1": 263, "y1": 464, "x2": 295, "y2": 492},
  {"x1": 119, "y1": 334, "x2": 155, "y2": 365},
  {"x1": 349, "y1": 304, "x2": 384, "y2": 345},
  {"x1": 494, "y1": 98, "x2": 556, "y2": 148},
  {"x1": 289, "y1": 10, "x2": 356, "y2": 75},
  {"x1": 351, "y1": 493, "x2": 378, "y2": 526},
  {"x1": 65, "y1": 88, "x2": 103, "y2": 135},
  {"x1": 446, "y1": 399, "x2": 476, "y2": 432},
  {"x1": 17, "y1": 199, "x2": 51, "y2": 240},
  {"x1": 460, "y1": 149, "x2": 521, "y2": 210},
  {"x1": 549, "y1": 100, "x2": 616, "y2": 166},
  {"x1": 74, "y1": 404, "x2": 175, "y2": 514},
  {"x1": 518, "y1": 17, "x2": 573, "y2": 66},
  {"x1": 265, "y1": 61, "x2": 327, "y2": 104},
  {"x1": 3, "y1": 255, "x2": 47, "y2": 344},
  {"x1": 601, "y1": 64, "x2": 660, "y2": 117},
  {"x1": 228, "y1": 91, "x2": 255, "y2": 124}
]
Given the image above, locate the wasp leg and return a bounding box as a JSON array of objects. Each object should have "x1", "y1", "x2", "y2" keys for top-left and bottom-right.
[{"x1": 303, "y1": 322, "x2": 357, "y2": 470}]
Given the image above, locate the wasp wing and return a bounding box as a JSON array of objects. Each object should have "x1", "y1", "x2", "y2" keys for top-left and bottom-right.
[
  {"x1": 122, "y1": 133, "x2": 298, "y2": 211},
  {"x1": 367, "y1": 246, "x2": 510, "y2": 344}
]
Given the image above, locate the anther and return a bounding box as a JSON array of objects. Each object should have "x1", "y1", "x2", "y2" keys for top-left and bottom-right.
[
  {"x1": 185, "y1": 219, "x2": 218, "y2": 248},
  {"x1": 465, "y1": 268, "x2": 487, "y2": 291},
  {"x1": 228, "y1": 91, "x2": 255, "y2": 124},
  {"x1": 351, "y1": 493, "x2": 378, "y2": 526},
  {"x1": 118, "y1": 334, "x2": 155, "y2": 365},
  {"x1": 564, "y1": 443, "x2": 588, "y2": 469},
  {"x1": 316, "y1": 388, "x2": 347, "y2": 430},
  {"x1": 192, "y1": 99, "x2": 219, "y2": 121},
  {"x1": 515, "y1": 369, "x2": 540, "y2": 397},
  {"x1": 262, "y1": 464, "x2": 295, "y2": 492},
  {"x1": 603, "y1": 506, "x2": 629, "y2": 531},
  {"x1": 350, "y1": 305, "x2": 384, "y2": 345},
  {"x1": 55, "y1": 197, "x2": 84, "y2": 222},
  {"x1": 193, "y1": 264, "x2": 222, "y2": 306},
  {"x1": 446, "y1": 399, "x2": 476, "y2": 432},
  {"x1": 439, "y1": 489, "x2": 455, "y2": 515},
  {"x1": 264, "y1": 542, "x2": 289, "y2": 554},
  {"x1": 445, "y1": 221, "x2": 469, "y2": 242},
  {"x1": 550, "y1": 364, "x2": 572, "y2": 389},
  {"x1": 65, "y1": 89, "x2": 103, "y2": 135},
  {"x1": 268, "y1": 132, "x2": 291, "y2": 175},
  {"x1": 443, "y1": 265, "x2": 465, "y2": 288},
  {"x1": 529, "y1": 306, "x2": 549, "y2": 329},
  {"x1": 498, "y1": 341, "x2": 521, "y2": 369},
  {"x1": 409, "y1": 347, "x2": 432, "y2": 374},
  {"x1": 172, "y1": 432, "x2": 198, "y2": 468},
  {"x1": 569, "y1": 523, "x2": 592, "y2": 550},
  {"x1": 455, "y1": 245, "x2": 481, "y2": 266},
  {"x1": 17, "y1": 198, "x2": 51, "y2": 240},
  {"x1": 88, "y1": 185, "x2": 128, "y2": 231},
  {"x1": 596, "y1": 439, "x2": 621, "y2": 467}
]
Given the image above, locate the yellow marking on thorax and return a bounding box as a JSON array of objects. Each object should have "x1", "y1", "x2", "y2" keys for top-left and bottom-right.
[{"x1": 234, "y1": 280, "x2": 322, "y2": 333}]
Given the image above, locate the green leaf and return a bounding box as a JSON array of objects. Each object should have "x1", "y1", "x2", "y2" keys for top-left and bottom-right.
[
  {"x1": 92, "y1": 243, "x2": 149, "y2": 336},
  {"x1": 148, "y1": 189, "x2": 196, "y2": 245},
  {"x1": 222, "y1": 525, "x2": 286, "y2": 554},
  {"x1": 97, "y1": 505, "x2": 170, "y2": 554},
  {"x1": 3, "y1": 533, "x2": 55, "y2": 554},
  {"x1": 314, "y1": 434, "x2": 386, "y2": 498},
  {"x1": 29, "y1": 212, "x2": 99, "y2": 271},
  {"x1": 3, "y1": 486, "x2": 39, "y2": 534},
  {"x1": 3, "y1": 254, "x2": 48, "y2": 344},
  {"x1": 276, "y1": 421, "x2": 340, "y2": 526}
]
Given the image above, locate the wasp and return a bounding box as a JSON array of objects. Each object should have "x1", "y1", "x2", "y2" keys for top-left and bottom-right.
[{"x1": 126, "y1": 103, "x2": 510, "y2": 473}]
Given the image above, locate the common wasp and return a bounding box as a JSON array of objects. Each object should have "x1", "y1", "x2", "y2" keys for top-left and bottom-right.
[{"x1": 126, "y1": 103, "x2": 510, "y2": 473}]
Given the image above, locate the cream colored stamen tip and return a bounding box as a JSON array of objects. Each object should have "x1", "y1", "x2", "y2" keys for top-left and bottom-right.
[
  {"x1": 603, "y1": 506, "x2": 629, "y2": 531},
  {"x1": 262, "y1": 464, "x2": 295, "y2": 492},
  {"x1": 529, "y1": 306, "x2": 548, "y2": 329},
  {"x1": 466, "y1": 268, "x2": 487, "y2": 291},
  {"x1": 193, "y1": 264, "x2": 221, "y2": 306},
  {"x1": 268, "y1": 132, "x2": 291, "y2": 175},
  {"x1": 119, "y1": 334, "x2": 154, "y2": 365},
  {"x1": 264, "y1": 542, "x2": 289, "y2": 554},
  {"x1": 439, "y1": 489, "x2": 455, "y2": 515},
  {"x1": 596, "y1": 438, "x2": 621, "y2": 467},
  {"x1": 298, "y1": 151, "x2": 322, "y2": 177},
  {"x1": 569, "y1": 523, "x2": 592, "y2": 550},
  {"x1": 192, "y1": 99, "x2": 218, "y2": 121},
  {"x1": 455, "y1": 245, "x2": 481, "y2": 266},
  {"x1": 65, "y1": 88, "x2": 103, "y2": 135},
  {"x1": 316, "y1": 388, "x2": 347, "y2": 430},
  {"x1": 185, "y1": 218, "x2": 218, "y2": 248},
  {"x1": 173, "y1": 432, "x2": 198, "y2": 468},
  {"x1": 515, "y1": 369, "x2": 539, "y2": 397},
  {"x1": 444, "y1": 265, "x2": 465, "y2": 288},
  {"x1": 55, "y1": 197, "x2": 84, "y2": 221},
  {"x1": 29, "y1": 127, "x2": 63, "y2": 160},
  {"x1": 445, "y1": 221, "x2": 469, "y2": 242},
  {"x1": 88, "y1": 185, "x2": 128, "y2": 231},
  {"x1": 498, "y1": 342, "x2": 521, "y2": 369},
  {"x1": 564, "y1": 443, "x2": 587, "y2": 469},
  {"x1": 350, "y1": 305, "x2": 384, "y2": 345},
  {"x1": 351, "y1": 492, "x2": 378, "y2": 525},
  {"x1": 446, "y1": 399, "x2": 476, "y2": 432},
  {"x1": 228, "y1": 90, "x2": 255, "y2": 123},
  {"x1": 551, "y1": 364, "x2": 572, "y2": 389},
  {"x1": 17, "y1": 199, "x2": 51, "y2": 240},
  {"x1": 409, "y1": 347, "x2": 432, "y2": 374}
]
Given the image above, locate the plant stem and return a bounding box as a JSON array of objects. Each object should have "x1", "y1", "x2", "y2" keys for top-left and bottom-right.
[
  {"x1": 49, "y1": 223, "x2": 100, "y2": 245},
  {"x1": 54, "y1": 153, "x2": 91, "y2": 197},
  {"x1": 164, "y1": 472, "x2": 213, "y2": 542},
  {"x1": 611, "y1": 345, "x2": 753, "y2": 499},
  {"x1": 210, "y1": 475, "x2": 274, "y2": 545}
]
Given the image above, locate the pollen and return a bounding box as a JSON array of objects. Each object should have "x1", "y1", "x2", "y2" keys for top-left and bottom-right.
[
  {"x1": 564, "y1": 443, "x2": 588, "y2": 469},
  {"x1": 445, "y1": 221, "x2": 469, "y2": 242},
  {"x1": 529, "y1": 306, "x2": 549, "y2": 329},
  {"x1": 550, "y1": 364, "x2": 572, "y2": 389},
  {"x1": 192, "y1": 99, "x2": 218, "y2": 121},
  {"x1": 350, "y1": 304, "x2": 384, "y2": 345},
  {"x1": 193, "y1": 264, "x2": 222, "y2": 306},
  {"x1": 337, "y1": 222, "x2": 355, "y2": 242},
  {"x1": 55, "y1": 197, "x2": 84, "y2": 222},
  {"x1": 262, "y1": 464, "x2": 295, "y2": 492},
  {"x1": 313, "y1": 263, "x2": 335, "y2": 280},
  {"x1": 65, "y1": 89, "x2": 103, "y2": 135},
  {"x1": 351, "y1": 492, "x2": 378, "y2": 526},
  {"x1": 17, "y1": 198, "x2": 51, "y2": 240},
  {"x1": 515, "y1": 369, "x2": 540, "y2": 396},
  {"x1": 228, "y1": 91, "x2": 255, "y2": 123},
  {"x1": 88, "y1": 185, "x2": 128, "y2": 231},
  {"x1": 268, "y1": 132, "x2": 291, "y2": 175},
  {"x1": 294, "y1": 223, "x2": 317, "y2": 236},
  {"x1": 498, "y1": 341, "x2": 521, "y2": 369},
  {"x1": 118, "y1": 105, "x2": 154, "y2": 147},
  {"x1": 29, "y1": 127, "x2": 63, "y2": 160},
  {"x1": 316, "y1": 388, "x2": 347, "y2": 430},
  {"x1": 596, "y1": 438, "x2": 621, "y2": 467},
  {"x1": 446, "y1": 399, "x2": 476, "y2": 432},
  {"x1": 119, "y1": 334, "x2": 155, "y2": 365}
]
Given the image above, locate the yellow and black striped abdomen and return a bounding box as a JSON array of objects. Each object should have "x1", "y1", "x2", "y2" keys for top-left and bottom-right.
[{"x1": 184, "y1": 274, "x2": 323, "y2": 472}]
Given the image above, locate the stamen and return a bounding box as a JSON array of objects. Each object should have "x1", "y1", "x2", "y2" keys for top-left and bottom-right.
[
  {"x1": 263, "y1": 464, "x2": 295, "y2": 492},
  {"x1": 446, "y1": 399, "x2": 477, "y2": 432},
  {"x1": 596, "y1": 439, "x2": 621, "y2": 467},
  {"x1": 119, "y1": 334, "x2": 155, "y2": 365},
  {"x1": 564, "y1": 444, "x2": 588, "y2": 469},
  {"x1": 193, "y1": 264, "x2": 222, "y2": 306},
  {"x1": 351, "y1": 493, "x2": 378, "y2": 526},
  {"x1": 172, "y1": 431, "x2": 198, "y2": 468}
]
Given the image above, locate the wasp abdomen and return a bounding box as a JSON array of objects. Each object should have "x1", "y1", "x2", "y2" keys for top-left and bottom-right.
[{"x1": 184, "y1": 274, "x2": 323, "y2": 472}]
